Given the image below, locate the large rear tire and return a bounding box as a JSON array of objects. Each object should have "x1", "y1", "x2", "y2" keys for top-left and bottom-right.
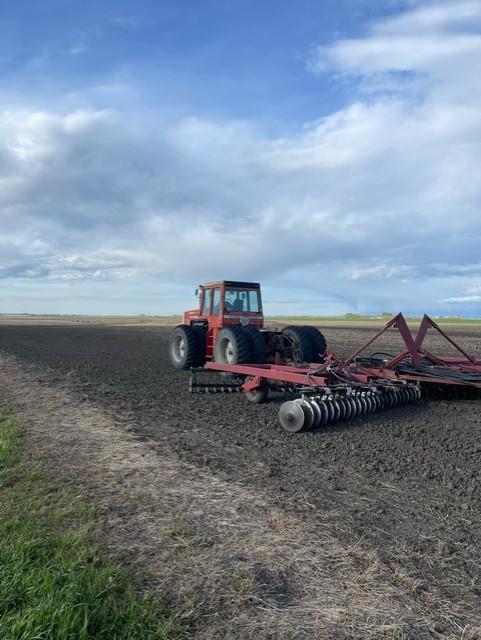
[
  {"x1": 282, "y1": 326, "x2": 313, "y2": 363},
  {"x1": 302, "y1": 326, "x2": 327, "y2": 363},
  {"x1": 169, "y1": 325, "x2": 198, "y2": 370},
  {"x1": 242, "y1": 325, "x2": 266, "y2": 364},
  {"x1": 214, "y1": 326, "x2": 251, "y2": 364}
]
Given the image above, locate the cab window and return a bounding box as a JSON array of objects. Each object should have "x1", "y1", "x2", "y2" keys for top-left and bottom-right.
[
  {"x1": 202, "y1": 289, "x2": 212, "y2": 315},
  {"x1": 248, "y1": 290, "x2": 261, "y2": 313},
  {"x1": 212, "y1": 288, "x2": 221, "y2": 315},
  {"x1": 225, "y1": 288, "x2": 260, "y2": 313}
]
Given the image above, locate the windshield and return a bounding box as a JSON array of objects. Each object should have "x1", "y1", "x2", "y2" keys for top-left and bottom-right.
[{"x1": 225, "y1": 288, "x2": 261, "y2": 313}]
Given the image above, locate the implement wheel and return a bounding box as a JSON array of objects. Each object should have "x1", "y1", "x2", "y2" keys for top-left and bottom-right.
[
  {"x1": 169, "y1": 324, "x2": 198, "y2": 370},
  {"x1": 245, "y1": 378, "x2": 269, "y2": 404},
  {"x1": 214, "y1": 326, "x2": 251, "y2": 364}
]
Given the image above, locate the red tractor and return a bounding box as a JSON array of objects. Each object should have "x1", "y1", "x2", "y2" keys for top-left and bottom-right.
[{"x1": 169, "y1": 280, "x2": 327, "y2": 370}]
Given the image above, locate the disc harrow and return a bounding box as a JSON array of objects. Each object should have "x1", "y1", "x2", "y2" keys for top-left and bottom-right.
[
  {"x1": 189, "y1": 313, "x2": 481, "y2": 433},
  {"x1": 278, "y1": 385, "x2": 421, "y2": 432}
]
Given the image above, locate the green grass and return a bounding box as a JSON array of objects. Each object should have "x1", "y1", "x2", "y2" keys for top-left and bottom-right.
[{"x1": 0, "y1": 409, "x2": 182, "y2": 640}]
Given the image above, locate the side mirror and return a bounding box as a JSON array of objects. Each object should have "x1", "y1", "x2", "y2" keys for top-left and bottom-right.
[{"x1": 195, "y1": 288, "x2": 199, "y2": 297}]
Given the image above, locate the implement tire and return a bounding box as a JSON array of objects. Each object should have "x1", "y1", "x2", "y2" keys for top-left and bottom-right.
[{"x1": 214, "y1": 326, "x2": 251, "y2": 364}]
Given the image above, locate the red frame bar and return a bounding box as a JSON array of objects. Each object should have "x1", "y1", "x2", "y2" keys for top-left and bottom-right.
[{"x1": 203, "y1": 314, "x2": 481, "y2": 391}]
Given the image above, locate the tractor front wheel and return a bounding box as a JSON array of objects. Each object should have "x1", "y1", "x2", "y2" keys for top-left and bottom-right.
[
  {"x1": 169, "y1": 325, "x2": 198, "y2": 370},
  {"x1": 214, "y1": 326, "x2": 251, "y2": 364}
]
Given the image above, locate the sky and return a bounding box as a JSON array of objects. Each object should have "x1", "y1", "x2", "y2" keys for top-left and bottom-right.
[{"x1": 2, "y1": 0, "x2": 481, "y2": 316}]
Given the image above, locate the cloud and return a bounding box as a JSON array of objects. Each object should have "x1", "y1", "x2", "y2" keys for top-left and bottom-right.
[
  {"x1": 443, "y1": 296, "x2": 481, "y2": 303},
  {"x1": 2, "y1": 1, "x2": 481, "y2": 314},
  {"x1": 110, "y1": 17, "x2": 145, "y2": 29},
  {"x1": 310, "y1": 0, "x2": 481, "y2": 103}
]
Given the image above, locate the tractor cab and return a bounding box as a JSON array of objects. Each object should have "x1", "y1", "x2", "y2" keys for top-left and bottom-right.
[{"x1": 184, "y1": 281, "x2": 264, "y2": 329}]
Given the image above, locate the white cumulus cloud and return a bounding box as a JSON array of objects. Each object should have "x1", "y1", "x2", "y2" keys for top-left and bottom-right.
[{"x1": 1, "y1": 1, "x2": 481, "y2": 315}]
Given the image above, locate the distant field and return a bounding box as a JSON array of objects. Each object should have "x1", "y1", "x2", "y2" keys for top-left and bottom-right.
[
  {"x1": 266, "y1": 315, "x2": 481, "y2": 326},
  {"x1": 0, "y1": 314, "x2": 182, "y2": 326},
  {"x1": 1, "y1": 313, "x2": 481, "y2": 326}
]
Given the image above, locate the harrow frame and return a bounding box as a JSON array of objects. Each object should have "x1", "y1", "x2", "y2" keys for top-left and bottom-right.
[{"x1": 191, "y1": 313, "x2": 481, "y2": 432}]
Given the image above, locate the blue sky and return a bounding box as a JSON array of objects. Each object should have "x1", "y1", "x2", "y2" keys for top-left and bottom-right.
[{"x1": 2, "y1": 0, "x2": 481, "y2": 316}]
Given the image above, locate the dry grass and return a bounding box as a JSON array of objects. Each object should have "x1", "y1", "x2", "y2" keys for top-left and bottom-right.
[{"x1": 1, "y1": 355, "x2": 480, "y2": 639}]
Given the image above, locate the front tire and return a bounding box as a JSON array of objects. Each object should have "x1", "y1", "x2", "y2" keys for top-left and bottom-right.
[
  {"x1": 214, "y1": 326, "x2": 251, "y2": 364},
  {"x1": 169, "y1": 325, "x2": 198, "y2": 370}
]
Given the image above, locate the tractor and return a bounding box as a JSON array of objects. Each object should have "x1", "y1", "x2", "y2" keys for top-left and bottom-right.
[
  {"x1": 169, "y1": 282, "x2": 481, "y2": 431},
  {"x1": 168, "y1": 280, "x2": 327, "y2": 370}
]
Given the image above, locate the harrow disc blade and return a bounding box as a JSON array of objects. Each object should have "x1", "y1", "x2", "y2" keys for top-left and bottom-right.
[
  {"x1": 358, "y1": 394, "x2": 368, "y2": 415},
  {"x1": 340, "y1": 396, "x2": 352, "y2": 421},
  {"x1": 279, "y1": 401, "x2": 310, "y2": 433},
  {"x1": 307, "y1": 397, "x2": 322, "y2": 428},
  {"x1": 336, "y1": 396, "x2": 347, "y2": 421},
  {"x1": 373, "y1": 393, "x2": 383, "y2": 411},
  {"x1": 331, "y1": 398, "x2": 341, "y2": 423},
  {"x1": 385, "y1": 390, "x2": 394, "y2": 409},
  {"x1": 317, "y1": 399, "x2": 330, "y2": 426},
  {"x1": 294, "y1": 398, "x2": 315, "y2": 430},
  {"x1": 325, "y1": 397, "x2": 339, "y2": 423},
  {"x1": 365, "y1": 394, "x2": 375, "y2": 413},
  {"x1": 393, "y1": 389, "x2": 402, "y2": 407},
  {"x1": 323, "y1": 396, "x2": 335, "y2": 423},
  {"x1": 352, "y1": 395, "x2": 362, "y2": 418},
  {"x1": 345, "y1": 395, "x2": 356, "y2": 419}
]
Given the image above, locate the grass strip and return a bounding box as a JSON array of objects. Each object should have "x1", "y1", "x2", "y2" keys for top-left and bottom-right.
[{"x1": 0, "y1": 407, "x2": 181, "y2": 640}]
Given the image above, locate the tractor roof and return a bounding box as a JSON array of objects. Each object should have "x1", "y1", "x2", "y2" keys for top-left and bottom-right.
[{"x1": 201, "y1": 281, "x2": 261, "y2": 289}]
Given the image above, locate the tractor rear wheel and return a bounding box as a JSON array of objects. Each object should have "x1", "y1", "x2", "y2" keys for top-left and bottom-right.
[
  {"x1": 169, "y1": 325, "x2": 198, "y2": 370},
  {"x1": 302, "y1": 326, "x2": 327, "y2": 363},
  {"x1": 242, "y1": 325, "x2": 266, "y2": 363},
  {"x1": 282, "y1": 326, "x2": 313, "y2": 363},
  {"x1": 214, "y1": 326, "x2": 251, "y2": 364}
]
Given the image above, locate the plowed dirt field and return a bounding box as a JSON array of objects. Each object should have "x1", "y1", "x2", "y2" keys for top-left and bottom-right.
[{"x1": 1, "y1": 322, "x2": 481, "y2": 639}]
